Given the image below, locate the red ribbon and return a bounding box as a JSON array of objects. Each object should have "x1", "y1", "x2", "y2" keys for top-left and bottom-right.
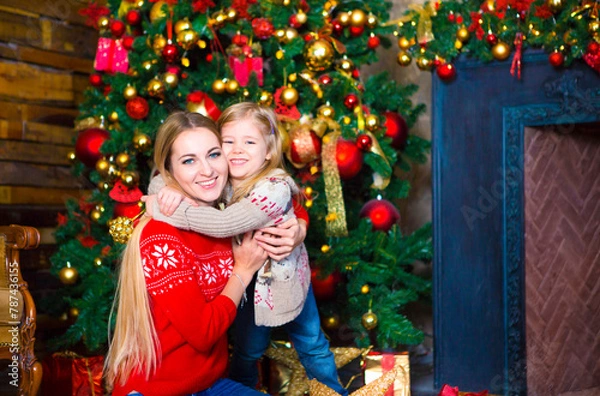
[
  {"x1": 510, "y1": 32, "x2": 523, "y2": 79},
  {"x1": 438, "y1": 384, "x2": 489, "y2": 396},
  {"x1": 107, "y1": 39, "x2": 116, "y2": 73},
  {"x1": 187, "y1": 91, "x2": 221, "y2": 120}
]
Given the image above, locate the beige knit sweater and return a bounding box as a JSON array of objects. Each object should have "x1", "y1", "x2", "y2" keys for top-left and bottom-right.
[{"x1": 148, "y1": 171, "x2": 311, "y2": 327}]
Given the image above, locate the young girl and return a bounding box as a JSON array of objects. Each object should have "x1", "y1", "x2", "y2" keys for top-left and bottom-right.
[{"x1": 146, "y1": 103, "x2": 347, "y2": 395}]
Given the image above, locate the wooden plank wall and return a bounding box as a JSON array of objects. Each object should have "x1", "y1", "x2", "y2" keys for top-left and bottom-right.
[{"x1": 0, "y1": 0, "x2": 97, "y2": 239}]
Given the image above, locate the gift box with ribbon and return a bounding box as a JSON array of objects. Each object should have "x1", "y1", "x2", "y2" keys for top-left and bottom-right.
[
  {"x1": 94, "y1": 37, "x2": 129, "y2": 74},
  {"x1": 363, "y1": 351, "x2": 410, "y2": 396},
  {"x1": 41, "y1": 352, "x2": 104, "y2": 396},
  {"x1": 438, "y1": 383, "x2": 492, "y2": 396},
  {"x1": 228, "y1": 56, "x2": 264, "y2": 87}
]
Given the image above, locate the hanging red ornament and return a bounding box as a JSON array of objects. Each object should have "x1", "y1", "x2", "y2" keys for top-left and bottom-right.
[
  {"x1": 252, "y1": 17, "x2": 274, "y2": 40},
  {"x1": 110, "y1": 20, "x2": 126, "y2": 38},
  {"x1": 359, "y1": 198, "x2": 401, "y2": 232},
  {"x1": 436, "y1": 63, "x2": 456, "y2": 81},
  {"x1": 548, "y1": 51, "x2": 564, "y2": 67},
  {"x1": 332, "y1": 19, "x2": 344, "y2": 35},
  {"x1": 109, "y1": 180, "x2": 143, "y2": 203},
  {"x1": 89, "y1": 73, "x2": 103, "y2": 87},
  {"x1": 352, "y1": 69, "x2": 360, "y2": 79},
  {"x1": 336, "y1": 138, "x2": 363, "y2": 179},
  {"x1": 349, "y1": 25, "x2": 364, "y2": 37},
  {"x1": 232, "y1": 33, "x2": 248, "y2": 46},
  {"x1": 486, "y1": 33, "x2": 498, "y2": 46},
  {"x1": 122, "y1": 35, "x2": 134, "y2": 50},
  {"x1": 318, "y1": 74, "x2": 332, "y2": 85},
  {"x1": 162, "y1": 43, "x2": 179, "y2": 63},
  {"x1": 588, "y1": 41, "x2": 600, "y2": 54},
  {"x1": 356, "y1": 134, "x2": 373, "y2": 151},
  {"x1": 343, "y1": 93, "x2": 359, "y2": 110},
  {"x1": 289, "y1": 14, "x2": 302, "y2": 29},
  {"x1": 367, "y1": 35, "x2": 381, "y2": 49},
  {"x1": 114, "y1": 202, "x2": 142, "y2": 219},
  {"x1": 383, "y1": 111, "x2": 409, "y2": 149},
  {"x1": 75, "y1": 128, "x2": 110, "y2": 168},
  {"x1": 125, "y1": 9, "x2": 141, "y2": 25},
  {"x1": 289, "y1": 126, "x2": 322, "y2": 164},
  {"x1": 126, "y1": 97, "x2": 149, "y2": 120},
  {"x1": 311, "y1": 267, "x2": 341, "y2": 301}
]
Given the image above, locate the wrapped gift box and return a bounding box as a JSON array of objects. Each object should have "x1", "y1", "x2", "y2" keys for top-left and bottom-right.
[
  {"x1": 94, "y1": 37, "x2": 129, "y2": 74},
  {"x1": 363, "y1": 351, "x2": 410, "y2": 396},
  {"x1": 228, "y1": 56, "x2": 263, "y2": 87},
  {"x1": 41, "y1": 352, "x2": 104, "y2": 396}
]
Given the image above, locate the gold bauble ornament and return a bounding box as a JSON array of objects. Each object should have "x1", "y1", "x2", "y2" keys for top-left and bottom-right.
[
  {"x1": 123, "y1": 85, "x2": 137, "y2": 100},
  {"x1": 589, "y1": 20, "x2": 600, "y2": 35},
  {"x1": 366, "y1": 13, "x2": 378, "y2": 29},
  {"x1": 288, "y1": 73, "x2": 298, "y2": 83},
  {"x1": 338, "y1": 12, "x2": 350, "y2": 26},
  {"x1": 95, "y1": 158, "x2": 110, "y2": 177},
  {"x1": 337, "y1": 58, "x2": 354, "y2": 72},
  {"x1": 563, "y1": 30, "x2": 578, "y2": 46},
  {"x1": 225, "y1": 7, "x2": 238, "y2": 21},
  {"x1": 455, "y1": 40, "x2": 463, "y2": 50},
  {"x1": 109, "y1": 111, "x2": 119, "y2": 122},
  {"x1": 456, "y1": 27, "x2": 470, "y2": 42},
  {"x1": 324, "y1": 315, "x2": 340, "y2": 330},
  {"x1": 226, "y1": 79, "x2": 240, "y2": 94},
  {"x1": 258, "y1": 90, "x2": 274, "y2": 106},
  {"x1": 546, "y1": 0, "x2": 563, "y2": 13},
  {"x1": 281, "y1": 86, "x2": 299, "y2": 106},
  {"x1": 361, "y1": 311, "x2": 378, "y2": 330},
  {"x1": 121, "y1": 170, "x2": 140, "y2": 187},
  {"x1": 177, "y1": 29, "x2": 199, "y2": 50},
  {"x1": 174, "y1": 18, "x2": 191, "y2": 34},
  {"x1": 492, "y1": 41, "x2": 511, "y2": 60},
  {"x1": 317, "y1": 104, "x2": 335, "y2": 119},
  {"x1": 275, "y1": 29, "x2": 286, "y2": 41},
  {"x1": 275, "y1": 49, "x2": 285, "y2": 60},
  {"x1": 97, "y1": 16, "x2": 110, "y2": 30},
  {"x1": 147, "y1": 78, "x2": 165, "y2": 97},
  {"x1": 397, "y1": 51, "x2": 412, "y2": 66},
  {"x1": 284, "y1": 27, "x2": 299, "y2": 43},
  {"x1": 212, "y1": 79, "x2": 226, "y2": 94},
  {"x1": 133, "y1": 133, "x2": 152, "y2": 152},
  {"x1": 150, "y1": 1, "x2": 168, "y2": 23},
  {"x1": 304, "y1": 39, "x2": 335, "y2": 71},
  {"x1": 163, "y1": 72, "x2": 179, "y2": 89},
  {"x1": 210, "y1": 11, "x2": 227, "y2": 28},
  {"x1": 142, "y1": 60, "x2": 154, "y2": 71},
  {"x1": 109, "y1": 216, "x2": 136, "y2": 244},
  {"x1": 59, "y1": 266, "x2": 79, "y2": 285},
  {"x1": 107, "y1": 164, "x2": 121, "y2": 180},
  {"x1": 68, "y1": 307, "x2": 80, "y2": 318},
  {"x1": 361, "y1": 284, "x2": 370, "y2": 294},
  {"x1": 349, "y1": 9, "x2": 366, "y2": 27},
  {"x1": 365, "y1": 114, "x2": 379, "y2": 131},
  {"x1": 398, "y1": 37, "x2": 412, "y2": 49},
  {"x1": 94, "y1": 257, "x2": 103, "y2": 267},
  {"x1": 115, "y1": 153, "x2": 130, "y2": 168},
  {"x1": 152, "y1": 34, "x2": 167, "y2": 54},
  {"x1": 97, "y1": 181, "x2": 111, "y2": 191},
  {"x1": 67, "y1": 151, "x2": 76, "y2": 163},
  {"x1": 416, "y1": 56, "x2": 433, "y2": 70},
  {"x1": 90, "y1": 208, "x2": 102, "y2": 222},
  {"x1": 296, "y1": 10, "x2": 308, "y2": 25}
]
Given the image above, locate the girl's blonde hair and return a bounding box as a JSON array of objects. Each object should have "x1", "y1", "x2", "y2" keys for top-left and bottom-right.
[
  {"x1": 217, "y1": 102, "x2": 288, "y2": 203},
  {"x1": 104, "y1": 112, "x2": 220, "y2": 390}
]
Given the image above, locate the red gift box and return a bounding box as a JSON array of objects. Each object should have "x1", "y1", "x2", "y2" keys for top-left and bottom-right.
[
  {"x1": 41, "y1": 352, "x2": 104, "y2": 396},
  {"x1": 228, "y1": 56, "x2": 263, "y2": 87},
  {"x1": 94, "y1": 37, "x2": 129, "y2": 74}
]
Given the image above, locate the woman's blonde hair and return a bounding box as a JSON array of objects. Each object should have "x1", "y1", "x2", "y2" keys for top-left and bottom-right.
[
  {"x1": 217, "y1": 102, "x2": 288, "y2": 203},
  {"x1": 104, "y1": 112, "x2": 220, "y2": 390}
]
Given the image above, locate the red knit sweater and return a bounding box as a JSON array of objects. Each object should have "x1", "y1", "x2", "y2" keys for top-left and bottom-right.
[{"x1": 112, "y1": 220, "x2": 237, "y2": 396}]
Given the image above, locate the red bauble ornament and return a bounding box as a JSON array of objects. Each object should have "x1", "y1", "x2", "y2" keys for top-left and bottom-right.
[
  {"x1": 114, "y1": 202, "x2": 142, "y2": 219},
  {"x1": 75, "y1": 128, "x2": 110, "y2": 168},
  {"x1": 349, "y1": 26, "x2": 364, "y2": 37},
  {"x1": 289, "y1": 14, "x2": 302, "y2": 29},
  {"x1": 336, "y1": 138, "x2": 363, "y2": 179},
  {"x1": 122, "y1": 35, "x2": 134, "y2": 50},
  {"x1": 311, "y1": 267, "x2": 340, "y2": 301},
  {"x1": 356, "y1": 134, "x2": 373, "y2": 151},
  {"x1": 89, "y1": 73, "x2": 103, "y2": 87},
  {"x1": 367, "y1": 35, "x2": 381, "y2": 49},
  {"x1": 252, "y1": 17, "x2": 274, "y2": 40},
  {"x1": 162, "y1": 44, "x2": 179, "y2": 63},
  {"x1": 318, "y1": 74, "x2": 332, "y2": 85},
  {"x1": 110, "y1": 20, "x2": 126, "y2": 38},
  {"x1": 126, "y1": 97, "x2": 149, "y2": 120},
  {"x1": 343, "y1": 93, "x2": 359, "y2": 110},
  {"x1": 232, "y1": 33, "x2": 248, "y2": 46},
  {"x1": 352, "y1": 69, "x2": 360, "y2": 79},
  {"x1": 383, "y1": 111, "x2": 408, "y2": 149},
  {"x1": 125, "y1": 9, "x2": 141, "y2": 25},
  {"x1": 587, "y1": 41, "x2": 599, "y2": 54},
  {"x1": 548, "y1": 51, "x2": 564, "y2": 67},
  {"x1": 359, "y1": 198, "x2": 401, "y2": 232},
  {"x1": 332, "y1": 19, "x2": 344, "y2": 35},
  {"x1": 486, "y1": 33, "x2": 498, "y2": 46},
  {"x1": 436, "y1": 63, "x2": 456, "y2": 81}
]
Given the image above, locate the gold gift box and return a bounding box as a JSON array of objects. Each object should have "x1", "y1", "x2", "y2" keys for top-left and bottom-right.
[{"x1": 363, "y1": 351, "x2": 410, "y2": 396}]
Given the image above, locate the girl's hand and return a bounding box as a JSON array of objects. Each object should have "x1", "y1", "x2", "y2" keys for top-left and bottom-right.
[
  {"x1": 255, "y1": 218, "x2": 307, "y2": 261},
  {"x1": 232, "y1": 232, "x2": 268, "y2": 285},
  {"x1": 157, "y1": 185, "x2": 198, "y2": 216}
]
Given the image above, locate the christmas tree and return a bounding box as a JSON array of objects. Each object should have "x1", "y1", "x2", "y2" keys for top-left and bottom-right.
[{"x1": 48, "y1": 0, "x2": 432, "y2": 354}]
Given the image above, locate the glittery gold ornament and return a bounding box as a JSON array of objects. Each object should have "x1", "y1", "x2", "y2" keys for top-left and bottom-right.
[
  {"x1": 366, "y1": 13, "x2": 378, "y2": 28},
  {"x1": 115, "y1": 152, "x2": 130, "y2": 168},
  {"x1": 397, "y1": 51, "x2": 412, "y2": 66},
  {"x1": 317, "y1": 104, "x2": 335, "y2": 119},
  {"x1": 212, "y1": 79, "x2": 226, "y2": 94},
  {"x1": 123, "y1": 85, "x2": 137, "y2": 100},
  {"x1": 59, "y1": 266, "x2": 79, "y2": 285},
  {"x1": 174, "y1": 18, "x2": 191, "y2": 34},
  {"x1": 258, "y1": 90, "x2": 273, "y2": 106},
  {"x1": 304, "y1": 39, "x2": 335, "y2": 71},
  {"x1": 337, "y1": 58, "x2": 354, "y2": 72},
  {"x1": 147, "y1": 78, "x2": 165, "y2": 98},
  {"x1": 281, "y1": 86, "x2": 299, "y2": 106},
  {"x1": 589, "y1": 20, "x2": 600, "y2": 35},
  {"x1": 150, "y1": 1, "x2": 168, "y2": 23},
  {"x1": 121, "y1": 170, "x2": 140, "y2": 187},
  {"x1": 338, "y1": 12, "x2": 350, "y2": 26},
  {"x1": 416, "y1": 56, "x2": 433, "y2": 70},
  {"x1": 361, "y1": 311, "x2": 378, "y2": 330},
  {"x1": 350, "y1": 9, "x2": 366, "y2": 27},
  {"x1": 152, "y1": 34, "x2": 167, "y2": 54},
  {"x1": 163, "y1": 72, "x2": 179, "y2": 88},
  {"x1": 109, "y1": 216, "x2": 136, "y2": 244},
  {"x1": 226, "y1": 79, "x2": 240, "y2": 94},
  {"x1": 491, "y1": 41, "x2": 511, "y2": 60},
  {"x1": 95, "y1": 158, "x2": 110, "y2": 177},
  {"x1": 308, "y1": 362, "x2": 399, "y2": 396},
  {"x1": 177, "y1": 29, "x2": 199, "y2": 50},
  {"x1": 133, "y1": 133, "x2": 152, "y2": 152},
  {"x1": 365, "y1": 114, "x2": 379, "y2": 131},
  {"x1": 456, "y1": 26, "x2": 470, "y2": 42},
  {"x1": 546, "y1": 0, "x2": 563, "y2": 13}
]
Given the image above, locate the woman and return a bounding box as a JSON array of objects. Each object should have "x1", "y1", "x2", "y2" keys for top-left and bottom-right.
[{"x1": 104, "y1": 112, "x2": 270, "y2": 396}]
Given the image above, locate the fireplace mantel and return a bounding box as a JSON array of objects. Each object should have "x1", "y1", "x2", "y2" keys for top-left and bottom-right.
[{"x1": 432, "y1": 50, "x2": 600, "y2": 395}]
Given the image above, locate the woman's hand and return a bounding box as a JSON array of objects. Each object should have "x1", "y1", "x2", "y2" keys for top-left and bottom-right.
[
  {"x1": 255, "y1": 218, "x2": 307, "y2": 261},
  {"x1": 232, "y1": 232, "x2": 268, "y2": 285},
  {"x1": 157, "y1": 185, "x2": 198, "y2": 216}
]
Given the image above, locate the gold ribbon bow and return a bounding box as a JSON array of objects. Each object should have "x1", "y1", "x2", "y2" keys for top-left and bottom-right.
[{"x1": 408, "y1": 3, "x2": 437, "y2": 44}]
